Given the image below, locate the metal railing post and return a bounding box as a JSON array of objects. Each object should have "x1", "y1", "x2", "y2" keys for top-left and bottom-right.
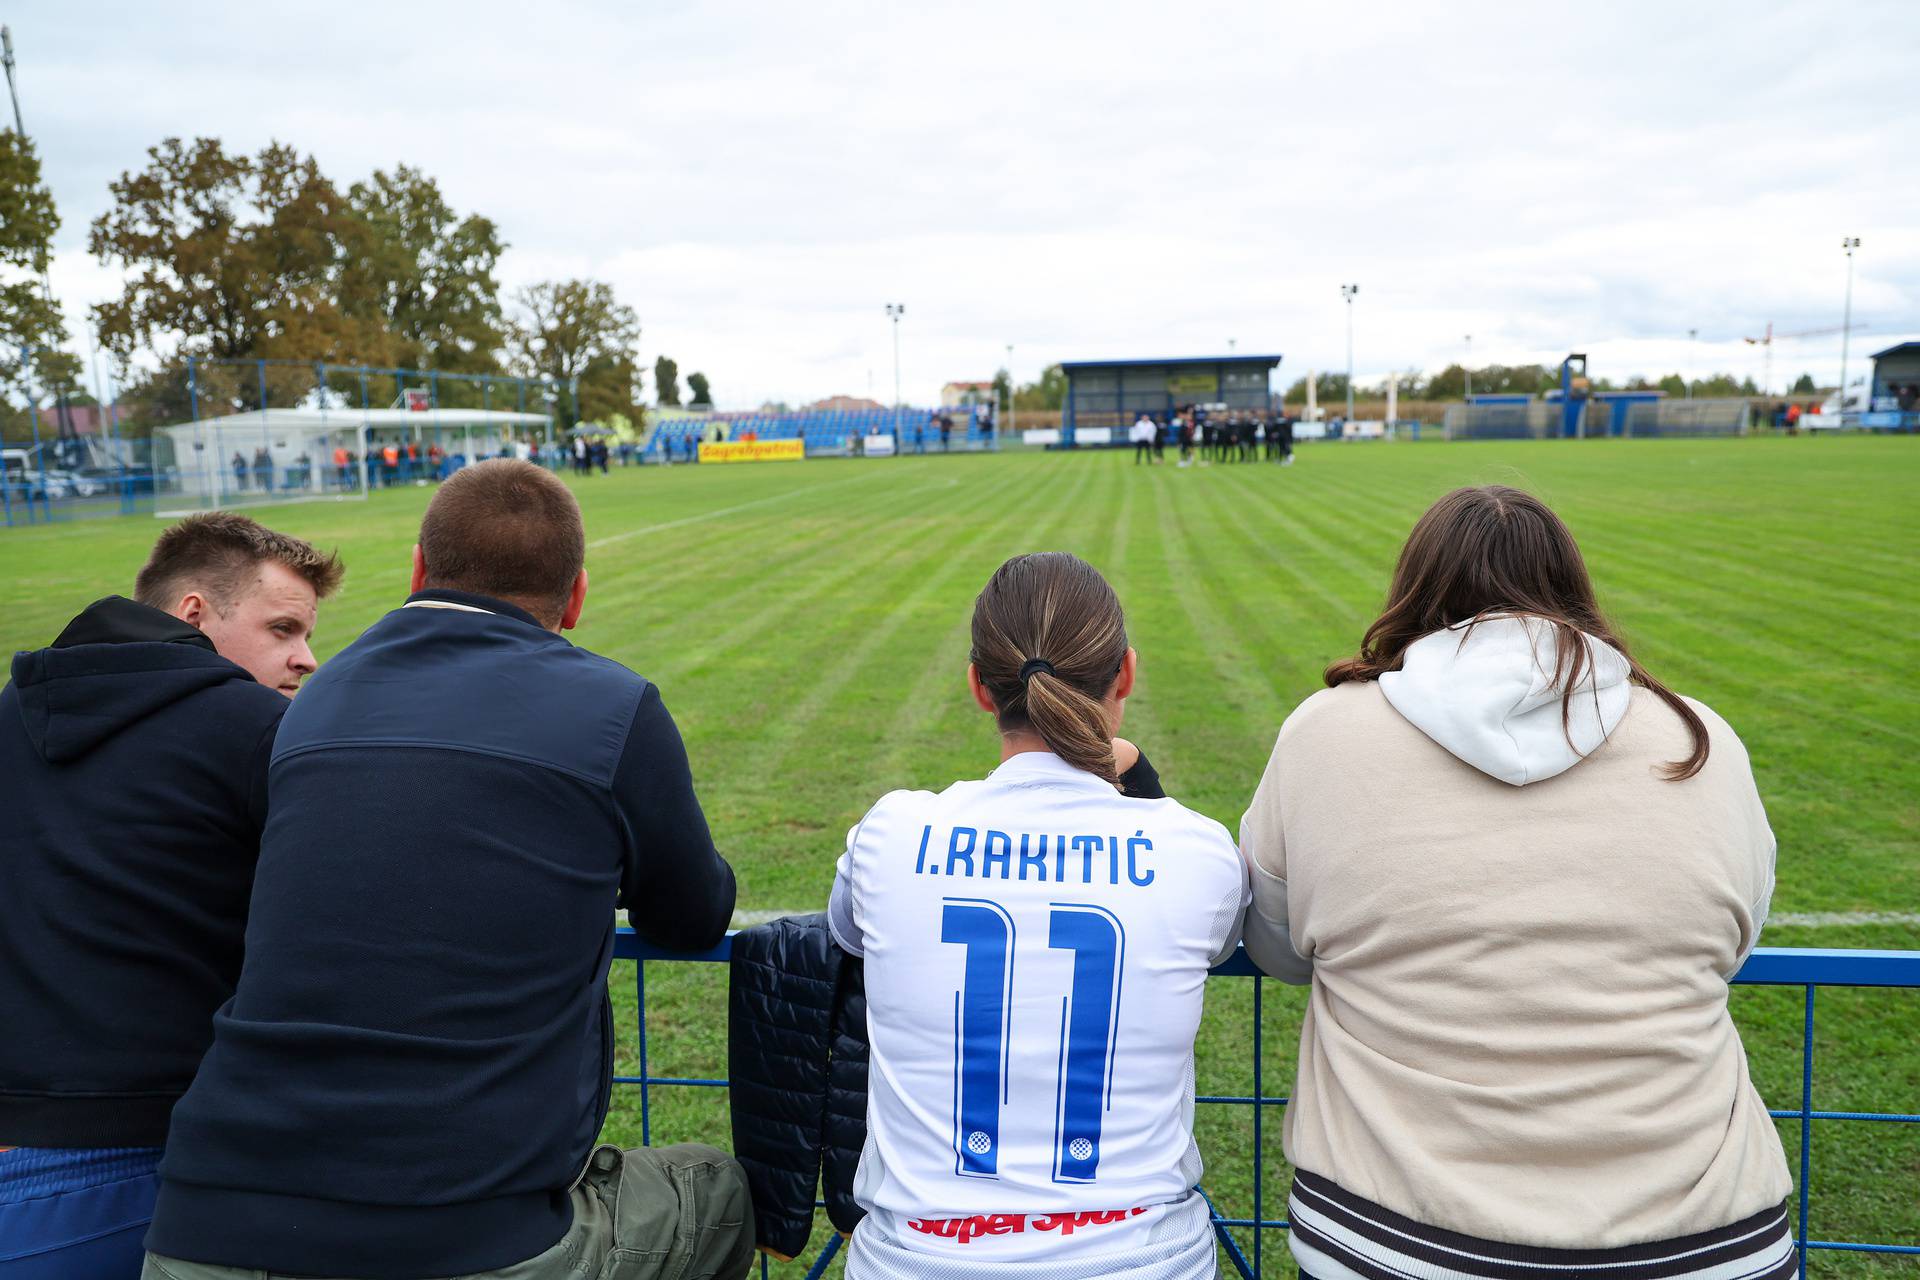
[
  {"x1": 1252, "y1": 975, "x2": 1264, "y2": 1275},
  {"x1": 1798, "y1": 986, "x2": 1815, "y2": 1279},
  {"x1": 636, "y1": 961, "x2": 652, "y2": 1147}
]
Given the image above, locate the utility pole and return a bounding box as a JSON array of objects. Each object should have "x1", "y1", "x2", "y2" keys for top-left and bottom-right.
[
  {"x1": 885, "y1": 304, "x2": 905, "y2": 439},
  {"x1": 1839, "y1": 237, "x2": 1861, "y2": 416},
  {"x1": 1340, "y1": 284, "x2": 1359, "y2": 421},
  {"x1": 1687, "y1": 328, "x2": 1697, "y2": 399},
  {"x1": 1464, "y1": 334, "x2": 1472, "y2": 400},
  {"x1": 3, "y1": 26, "x2": 78, "y2": 460},
  {"x1": 1, "y1": 26, "x2": 21, "y2": 132}
]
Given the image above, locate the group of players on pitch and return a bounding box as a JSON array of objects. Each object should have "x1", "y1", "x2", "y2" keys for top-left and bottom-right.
[
  {"x1": 1131, "y1": 407, "x2": 1296, "y2": 467},
  {"x1": 3, "y1": 460, "x2": 1793, "y2": 1280}
]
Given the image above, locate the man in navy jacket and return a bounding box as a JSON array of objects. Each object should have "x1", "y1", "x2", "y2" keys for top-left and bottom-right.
[
  {"x1": 146, "y1": 460, "x2": 751, "y2": 1280},
  {"x1": 0, "y1": 513, "x2": 341, "y2": 1278}
]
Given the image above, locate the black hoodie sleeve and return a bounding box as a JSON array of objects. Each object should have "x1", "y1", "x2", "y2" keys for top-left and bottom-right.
[
  {"x1": 1119, "y1": 749, "x2": 1165, "y2": 799},
  {"x1": 612, "y1": 684, "x2": 737, "y2": 951}
]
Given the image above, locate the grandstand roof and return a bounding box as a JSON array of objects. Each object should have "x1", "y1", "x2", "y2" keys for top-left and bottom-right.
[
  {"x1": 1869, "y1": 341, "x2": 1920, "y2": 360},
  {"x1": 1060, "y1": 354, "x2": 1282, "y2": 372}
]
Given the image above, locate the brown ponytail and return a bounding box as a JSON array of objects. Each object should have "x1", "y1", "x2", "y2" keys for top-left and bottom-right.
[{"x1": 970, "y1": 552, "x2": 1130, "y2": 784}]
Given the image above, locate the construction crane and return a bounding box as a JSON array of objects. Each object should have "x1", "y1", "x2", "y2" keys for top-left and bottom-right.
[{"x1": 1743, "y1": 321, "x2": 1868, "y2": 397}]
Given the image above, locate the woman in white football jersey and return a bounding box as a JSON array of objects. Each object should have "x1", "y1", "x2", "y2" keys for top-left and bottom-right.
[{"x1": 828, "y1": 552, "x2": 1249, "y2": 1280}]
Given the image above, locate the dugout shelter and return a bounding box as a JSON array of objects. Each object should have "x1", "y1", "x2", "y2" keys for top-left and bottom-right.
[
  {"x1": 1868, "y1": 342, "x2": 1920, "y2": 425},
  {"x1": 1060, "y1": 355, "x2": 1282, "y2": 446}
]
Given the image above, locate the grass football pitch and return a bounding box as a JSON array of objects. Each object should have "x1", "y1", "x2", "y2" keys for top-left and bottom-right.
[{"x1": 2, "y1": 437, "x2": 1915, "y2": 1274}]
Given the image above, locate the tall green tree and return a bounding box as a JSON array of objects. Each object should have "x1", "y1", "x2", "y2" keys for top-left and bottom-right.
[
  {"x1": 1283, "y1": 372, "x2": 1355, "y2": 404},
  {"x1": 341, "y1": 165, "x2": 506, "y2": 380},
  {"x1": 575, "y1": 352, "x2": 643, "y2": 425},
  {"x1": 686, "y1": 371, "x2": 711, "y2": 407},
  {"x1": 506, "y1": 280, "x2": 641, "y2": 429},
  {"x1": 90, "y1": 138, "x2": 386, "y2": 409},
  {"x1": 654, "y1": 355, "x2": 680, "y2": 406},
  {"x1": 0, "y1": 131, "x2": 76, "y2": 400},
  {"x1": 1013, "y1": 364, "x2": 1065, "y2": 411},
  {"x1": 1422, "y1": 364, "x2": 1468, "y2": 399},
  {"x1": 1790, "y1": 372, "x2": 1816, "y2": 395}
]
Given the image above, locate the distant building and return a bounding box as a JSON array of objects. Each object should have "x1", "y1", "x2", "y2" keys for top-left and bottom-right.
[
  {"x1": 803, "y1": 394, "x2": 885, "y2": 412},
  {"x1": 941, "y1": 381, "x2": 998, "y2": 408},
  {"x1": 35, "y1": 404, "x2": 112, "y2": 435}
]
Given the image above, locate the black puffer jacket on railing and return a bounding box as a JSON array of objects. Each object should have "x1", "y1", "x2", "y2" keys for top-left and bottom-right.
[
  {"x1": 726, "y1": 914, "x2": 869, "y2": 1260},
  {"x1": 821, "y1": 951, "x2": 868, "y2": 1234}
]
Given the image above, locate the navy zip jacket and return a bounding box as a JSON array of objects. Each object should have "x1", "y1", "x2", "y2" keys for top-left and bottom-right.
[
  {"x1": 148, "y1": 590, "x2": 737, "y2": 1278},
  {"x1": 0, "y1": 596, "x2": 287, "y2": 1147}
]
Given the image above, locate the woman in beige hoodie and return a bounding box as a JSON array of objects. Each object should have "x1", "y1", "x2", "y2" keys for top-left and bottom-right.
[{"x1": 1241, "y1": 485, "x2": 1793, "y2": 1280}]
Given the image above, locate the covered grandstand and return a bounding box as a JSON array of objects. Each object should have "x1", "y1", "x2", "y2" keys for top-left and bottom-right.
[{"x1": 1060, "y1": 355, "x2": 1282, "y2": 445}]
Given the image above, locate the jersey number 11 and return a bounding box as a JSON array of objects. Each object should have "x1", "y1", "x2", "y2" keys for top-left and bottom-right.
[{"x1": 941, "y1": 897, "x2": 1125, "y2": 1184}]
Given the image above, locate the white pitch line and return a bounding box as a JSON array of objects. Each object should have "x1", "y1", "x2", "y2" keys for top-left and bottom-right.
[
  {"x1": 586, "y1": 470, "x2": 880, "y2": 549},
  {"x1": 732, "y1": 907, "x2": 816, "y2": 926},
  {"x1": 1767, "y1": 911, "x2": 1920, "y2": 929}
]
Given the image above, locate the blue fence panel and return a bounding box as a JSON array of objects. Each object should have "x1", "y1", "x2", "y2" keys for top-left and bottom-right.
[{"x1": 611, "y1": 932, "x2": 1920, "y2": 1278}]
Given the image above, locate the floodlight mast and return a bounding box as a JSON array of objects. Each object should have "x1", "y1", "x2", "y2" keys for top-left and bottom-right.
[
  {"x1": 1340, "y1": 284, "x2": 1359, "y2": 422},
  {"x1": 886, "y1": 304, "x2": 904, "y2": 439},
  {"x1": 1005, "y1": 342, "x2": 1014, "y2": 438},
  {"x1": 1838, "y1": 237, "x2": 1861, "y2": 417}
]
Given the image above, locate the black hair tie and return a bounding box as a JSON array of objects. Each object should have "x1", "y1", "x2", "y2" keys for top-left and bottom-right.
[{"x1": 1019, "y1": 658, "x2": 1057, "y2": 683}]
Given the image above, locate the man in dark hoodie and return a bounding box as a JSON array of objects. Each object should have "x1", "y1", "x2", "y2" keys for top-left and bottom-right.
[
  {"x1": 0, "y1": 512, "x2": 342, "y2": 1279},
  {"x1": 145, "y1": 460, "x2": 752, "y2": 1280}
]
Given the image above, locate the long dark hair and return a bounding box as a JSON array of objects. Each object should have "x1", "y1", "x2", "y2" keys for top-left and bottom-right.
[
  {"x1": 971, "y1": 553, "x2": 1129, "y2": 784},
  {"x1": 1326, "y1": 485, "x2": 1708, "y2": 780}
]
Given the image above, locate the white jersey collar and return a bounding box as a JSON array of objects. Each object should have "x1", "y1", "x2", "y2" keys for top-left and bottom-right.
[
  {"x1": 986, "y1": 750, "x2": 1113, "y2": 791},
  {"x1": 402, "y1": 600, "x2": 495, "y2": 615}
]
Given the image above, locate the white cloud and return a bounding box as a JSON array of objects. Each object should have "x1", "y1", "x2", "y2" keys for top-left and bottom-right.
[{"x1": 13, "y1": 0, "x2": 1918, "y2": 406}]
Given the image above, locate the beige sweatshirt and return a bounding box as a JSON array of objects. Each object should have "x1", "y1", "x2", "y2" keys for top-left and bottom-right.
[{"x1": 1240, "y1": 619, "x2": 1791, "y2": 1247}]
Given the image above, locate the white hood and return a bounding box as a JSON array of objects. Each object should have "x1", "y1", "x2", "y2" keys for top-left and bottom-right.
[{"x1": 1379, "y1": 615, "x2": 1632, "y2": 786}]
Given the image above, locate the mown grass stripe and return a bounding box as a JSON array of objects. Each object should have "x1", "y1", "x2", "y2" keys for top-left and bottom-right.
[
  {"x1": 745, "y1": 461, "x2": 1099, "y2": 786},
  {"x1": 863, "y1": 461, "x2": 1109, "y2": 804}
]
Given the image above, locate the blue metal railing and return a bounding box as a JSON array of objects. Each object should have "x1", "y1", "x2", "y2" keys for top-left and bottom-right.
[{"x1": 612, "y1": 932, "x2": 1920, "y2": 1278}]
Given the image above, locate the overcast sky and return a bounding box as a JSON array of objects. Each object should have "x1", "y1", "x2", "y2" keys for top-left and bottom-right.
[{"x1": 16, "y1": 0, "x2": 1920, "y2": 407}]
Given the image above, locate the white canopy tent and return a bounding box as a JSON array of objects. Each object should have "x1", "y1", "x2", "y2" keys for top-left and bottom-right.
[{"x1": 157, "y1": 406, "x2": 552, "y2": 512}]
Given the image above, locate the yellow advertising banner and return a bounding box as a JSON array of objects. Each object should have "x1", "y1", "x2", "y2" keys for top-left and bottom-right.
[
  {"x1": 1166, "y1": 372, "x2": 1218, "y2": 397},
  {"x1": 697, "y1": 438, "x2": 806, "y2": 464}
]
